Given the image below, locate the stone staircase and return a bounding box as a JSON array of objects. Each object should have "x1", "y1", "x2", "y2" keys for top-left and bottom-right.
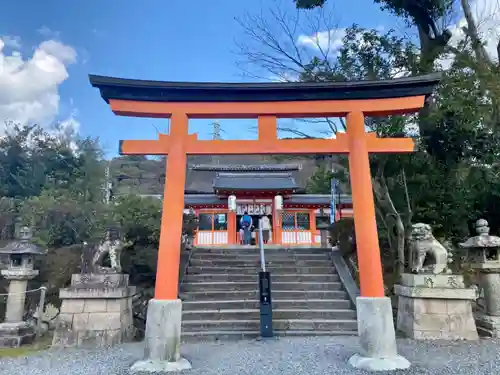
[{"x1": 179, "y1": 246, "x2": 358, "y2": 341}]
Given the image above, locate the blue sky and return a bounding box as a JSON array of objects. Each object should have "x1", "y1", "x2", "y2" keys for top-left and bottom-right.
[{"x1": 0, "y1": 0, "x2": 406, "y2": 157}]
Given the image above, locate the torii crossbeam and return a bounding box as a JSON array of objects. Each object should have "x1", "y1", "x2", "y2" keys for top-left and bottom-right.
[{"x1": 90, "y1": 73, "x2": 440, "y2": 370}]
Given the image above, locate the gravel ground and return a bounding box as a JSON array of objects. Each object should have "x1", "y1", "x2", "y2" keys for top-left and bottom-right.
[{"x1": 0, "y1": 336, "x2": 499, "y2": 375}]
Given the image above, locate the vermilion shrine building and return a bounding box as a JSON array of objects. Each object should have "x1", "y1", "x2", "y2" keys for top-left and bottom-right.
[{"x1": 184, "y1": 163, "x2": 353, "y2": 246}]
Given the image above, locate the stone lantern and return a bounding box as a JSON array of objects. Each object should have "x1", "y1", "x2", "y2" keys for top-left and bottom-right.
[
  {"x1": 460, "y1": 219, "x2": 500, "y2": 337},
  {"x1": 0, "y1": 226, "x2": 46, "y2": 347}
]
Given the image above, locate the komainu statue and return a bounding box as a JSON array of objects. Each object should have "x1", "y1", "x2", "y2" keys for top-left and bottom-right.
[
  {"x1": 409, "y1": 223, "x2": 450, "y2": 274},
  {"x1": 81, "y1": 226, "x2": 127, "y2": 274}
]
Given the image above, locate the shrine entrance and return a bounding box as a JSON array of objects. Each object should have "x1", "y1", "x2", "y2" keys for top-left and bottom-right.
[{"x1": 89, "y1": 73, "x2": 440, "y2": 369}]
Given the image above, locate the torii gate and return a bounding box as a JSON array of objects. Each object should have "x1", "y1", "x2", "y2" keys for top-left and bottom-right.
[{"x1": 90, "y1": 73, "x2": 440, "y2": 372}]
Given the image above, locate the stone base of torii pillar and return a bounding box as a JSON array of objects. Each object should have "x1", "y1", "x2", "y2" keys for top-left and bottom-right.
[
  {"x1": 130, "y1": 299, "x2": 191, "y2": 373},
  {"x1": 348, "y1": 297, "x2": 411, "y2": 371}
]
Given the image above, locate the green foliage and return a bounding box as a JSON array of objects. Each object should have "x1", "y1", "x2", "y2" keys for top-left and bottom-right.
[
  {"x1": 112, "y1": 195, "x2": 162, "y2": 247},
  {"x1": 373, "y1": 0, "x2": 453, "y2": 23},
  {"x1": 329, "y1": 218, "x2": 355, "y2": 254},
  {"x1": 0, "y1": 123, "x2": 204, "y2": 299},
  {"x1": 294, "y1": 0, "x2": 326, "y2": 9},
  {"x1": 306, "y1": 164, "x2": 333, "y2": 194}
]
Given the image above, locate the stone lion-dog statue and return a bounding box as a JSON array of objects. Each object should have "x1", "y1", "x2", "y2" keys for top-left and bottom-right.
[{"x1": 410, "y1": 223, "x2": 449, "y2": 274}]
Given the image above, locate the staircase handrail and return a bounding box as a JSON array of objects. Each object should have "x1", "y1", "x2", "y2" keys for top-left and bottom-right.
[{"x1": 331, "y1": 245, "x2": 360, "y2": 306}]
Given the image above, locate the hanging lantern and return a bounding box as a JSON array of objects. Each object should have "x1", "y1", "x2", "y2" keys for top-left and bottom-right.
[
  {"x1": 274, "y1": 195, "x2": 283, "y2": 211},
  {"x1": 228, "y1": 195, "x2": 237, "y2": 212}
]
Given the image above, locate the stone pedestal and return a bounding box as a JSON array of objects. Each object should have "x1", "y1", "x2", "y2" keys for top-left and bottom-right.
[
  {"x1": 52, "y1": 273, "x2": 136, "y2": 347},
  {"x1": 0, "y1": 322, "x2": 35, "y2": 348},
  {"x1": 130, "y1": 299, "x2": 191, "y2": 373},
  {"x1": 394, "y1": 274, "x2": 478, "y2": 340}
]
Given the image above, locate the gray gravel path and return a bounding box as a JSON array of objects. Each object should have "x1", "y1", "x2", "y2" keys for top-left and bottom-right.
[{"x1": 0, "y1": 337, "x2": 499, "y2": 375}]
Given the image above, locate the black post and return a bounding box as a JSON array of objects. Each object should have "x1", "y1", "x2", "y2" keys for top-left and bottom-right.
[{"x1": 259, "y1": 271, "x2": 274, "y2": 338}]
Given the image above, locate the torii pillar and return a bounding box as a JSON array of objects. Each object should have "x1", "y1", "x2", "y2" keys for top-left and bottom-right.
[{"x1": 89, "y1": 73, "x2": 440, "y2": 372}]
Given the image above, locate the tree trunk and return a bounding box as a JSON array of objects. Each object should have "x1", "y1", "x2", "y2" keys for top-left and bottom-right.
[{"x1": 372, "y1": 169, "x2": 405, "y2": 277}]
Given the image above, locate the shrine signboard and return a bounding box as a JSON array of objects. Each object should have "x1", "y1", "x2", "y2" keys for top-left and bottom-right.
[{"x1": 236, "y1": 203, "x2": 272, "y2": 216}]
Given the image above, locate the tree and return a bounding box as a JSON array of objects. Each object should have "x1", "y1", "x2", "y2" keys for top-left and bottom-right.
[{"x1": 236, "y1": 1, "x2": 500, "y2": 285}]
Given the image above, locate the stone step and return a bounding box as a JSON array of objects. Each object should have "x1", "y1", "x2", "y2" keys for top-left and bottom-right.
[
  {"x1": 186, "y1": 266, "x2": 337, "y2": 275},
  {"x1": 181, "y1": 319, "x2": 358, "y2": 332},
  {"x1": 191, "y1": 252, "x2": 331, "y2": 260},
  {"x1": 190, "y1": 259, "x2": 330, "y2": 267},
  {"x1": 182, "y1": 308, "x2": 357, "y2": 321},
  {"x1": 181, "y1": 329, "x2": 356, "y2": 341},
  {"x1": 181, "y1": 281, "x2": 343, "y2": 292},
  {"x1": 180, "y1": 290, "x2": 349, "y2": 301},
  {"x1": 182, "y1": 299, "x2": 351, "y2": 310},
  {"x1": 183, "y1": 273, "x2": 339, "y2": 283}
]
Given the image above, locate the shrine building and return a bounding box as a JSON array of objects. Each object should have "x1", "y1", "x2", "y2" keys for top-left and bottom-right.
[{"x1": 183, "y1": 163, "x2": 352, "y2": 246}]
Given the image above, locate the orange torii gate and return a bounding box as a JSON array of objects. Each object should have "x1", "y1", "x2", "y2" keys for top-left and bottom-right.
[{"x1": 90, "y1": 74, "x2": 440, "y2": 372}]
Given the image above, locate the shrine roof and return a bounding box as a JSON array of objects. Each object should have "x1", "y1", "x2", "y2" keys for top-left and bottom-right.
[
  {"x1": 213, "y1": 172, "x2": 299, "y2": 191},
  {"x1": 183, "y1": 193, "x2": 352, "y2": 206},
  {"x1": 89, "y1": 73, "x2": 441, "y2": 103},
  {"x1": 190, "y1": 164, "x2": 301, "y2": 172},
  {"x1": 287, "y1": 194, "x2": 352, "y2": 205}
]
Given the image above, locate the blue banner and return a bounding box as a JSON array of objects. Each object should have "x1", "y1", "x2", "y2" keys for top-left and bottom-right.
[{"x1": 330, "y1": 178, "x2": 338, "y2": 224}]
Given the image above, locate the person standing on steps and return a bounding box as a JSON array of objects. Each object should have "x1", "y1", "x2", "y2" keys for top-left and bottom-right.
[
  {"x1": 239, "y1": 226, "x2": 245, "y2": 245},
  {"x1": 240, "y1": 211, "x2": 253, "y2": 245},
  {"x1": 260, "y1": 215, "x2": 272, "y2": 244}
]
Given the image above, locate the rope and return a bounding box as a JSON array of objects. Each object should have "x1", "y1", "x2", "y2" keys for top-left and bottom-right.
[{"x1": 0, "y1": 286, "x2": 47, "y2": 297}]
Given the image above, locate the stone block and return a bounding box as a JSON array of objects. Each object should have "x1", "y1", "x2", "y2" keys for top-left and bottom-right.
[
  {"x1": 0, "y1": 322, "x2": 36, "y2": 348},
  {"x1": 413, "y1": 298, "x2": 447, "y2": 315},
  {"x1": 52, "y1": 328, "x2": 77, "y2": 347},
  {"x1": 106, "y1": 299, "x2": 123, "y2": 312},
  {"x1": 77, "y1": 330, "x2": 104, "y2": 347},
  {"x1": 413, "y1": 313, "x2": 449, "y2": 332},
  {"x1": 447, "y1": 300, "x2": 471, "y2": 314},
  {"x1": 87, "y1": 312, "x2": 122, "y2": 331},
  {"x1": 59, "y1": 286, "x2": 136, "y2": 299},
  {"x1": 57, "y1": 314, "x2": 74, "y2": 329},
  {"x1": 71, "y1": 273, "x2": 129, "y2": 288},
  {"x1": 412, "y1": 330, "x2": 443, "y2": 340},
  {"x1": 83, "y1": 300, "x2": 108, "y2": 312},
  {"x1": 400, "y1": 273, "x2": 466, "y2": 288},
  {"x1": 72, "y1": 313, "x2": 90, "y2": 330},
  {"x1": 103, "y1": 329, "x2": 122, "y2": 346},
  {"x1": 394, "y1": 284, "x2": 477, "y2": 299},
  {"x1": 60, "y1": 300, "x2": 85, "y2": 314}
]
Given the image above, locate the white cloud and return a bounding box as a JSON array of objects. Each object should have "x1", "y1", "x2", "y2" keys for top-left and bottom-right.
[
  {"x1": 0, "y1": 37, "x2": 77, "y2": 134},
  {"x1": 1, "y1": 36, "x2": 21, "y2": 49},
  {"x1": 269, "y1": 72, "x2": 300, "y2": 82},
  {"x1": 49, "y1": 111, "x2": 81, "y2": 152},
  {"x1": 36, "y1": 26, "x2": 61, "y2": 40},
  {"x1": 439, "y1": 0, "x2": 500, "y2": 69},
  {"x1": 297, "y1": 28, "x2": 346, "y2": 55}
]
